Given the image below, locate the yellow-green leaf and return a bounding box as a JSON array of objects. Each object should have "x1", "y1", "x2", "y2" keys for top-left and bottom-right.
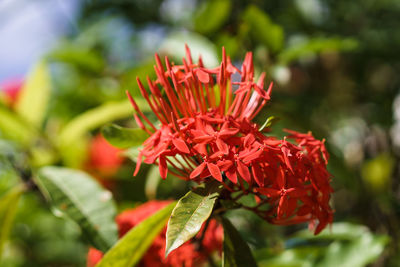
[
  {"x1": 0, "y1": 185, "x2": 24, "y2": 258},
  {"x1": 96, "y1": 202, "x2": 176, "y2": 267},
  {"x1": 101, "y1": 124, "x2": 148, "y2": 149},
  {"x1": 15, "y1": 61, "x2": 51, "y2": 127},
  {"x1": 165, "y1": 182, "x2": 221, "y2": 256}
]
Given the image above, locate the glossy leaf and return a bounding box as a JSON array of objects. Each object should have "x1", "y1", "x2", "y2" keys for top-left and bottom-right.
[
  {"x1": 165, "y1": 182, "x2": 221, "y2": 256},
  {"x1": 0, "y1": 185, "x2": 24, "y2": 258},
  {"x1": 35, "y1": 166, "x2": 118, "y2": 252},
  {"x1": 96, "y1": 202, "x2": 176, "y2": 267},
  {"x1": 101, "y1": 124, "x2": 148, "y2": 149},
  {"x1": 15, "y1": 61, "x2": 51, "y2": 127},
  {"x1": 222, "y1": 217, "x2": 258, "y2": 267}
]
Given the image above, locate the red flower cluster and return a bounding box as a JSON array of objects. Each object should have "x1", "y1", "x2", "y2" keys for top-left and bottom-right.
[
  {"x1": 128, "y1": 46, "x2": 333, "y2": 234},
  {"x1": 87, "y1": 200, "x2": 222, "y2": 267}
]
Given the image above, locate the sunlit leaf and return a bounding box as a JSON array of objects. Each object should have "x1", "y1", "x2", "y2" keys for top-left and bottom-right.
[
  {"x1": 15, "y1": 61, "x2": 51, "y2": 128},
  {"x1": 195, "y1": 0, "x2": 231, "y2": 34},
  {"x1": 96, "y1": 202, "x2": 176, "y2": 267},
  {"x1": 35, "y1": 166, "x2": 118, "y2": 252},
  {"x1": 57, "y1": 99, "x2": 148, "y2": 167},
  {"x1": 165, "y1": 182, "x2": 221, "y2": 256},
  {"x1": 0, "y1": 184, "x2": 24, "y2": 258},
  {"x1": 0, "y1": 107, "x2": 36, "y2": 146},
  {"x1": 101, "y1": 124, "x2": 148, "y2": 149},
  {"x1": 222, "y1": 216, "x2": 258, "y2": 267}
]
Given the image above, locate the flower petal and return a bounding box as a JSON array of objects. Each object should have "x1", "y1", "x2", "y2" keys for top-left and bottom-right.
[{"x1": 207, "y1": 162, "x2": 222, "y2": 182}]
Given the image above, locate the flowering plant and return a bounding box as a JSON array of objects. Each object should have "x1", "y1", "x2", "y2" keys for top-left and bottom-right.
[{"x1": 108, "y1": 45, "x2": 335, "y2": 264}]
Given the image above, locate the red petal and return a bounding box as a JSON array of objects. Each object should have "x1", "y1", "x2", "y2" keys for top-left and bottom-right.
[
  {"x1": 216, "y1": 138, "x2": 229, "y2": 154},
  {"x1": 225, "y1": 168, "x2": 238, "y2": 184},
  {"x1": 159, "y1": 156, "x2": 168, "y2": 179},
  {"x1": 277, "y1": 195, "x2": 288, "y2": 219},
  {"x1": 190, "y1": 162, "x2": 207, "y2": 179},
  {"x1": 193, "y1": 135, "x2": 214, "y2": 143},
  {"x1": 256, "y1": 188, "x2": 280, "y2": 198},
  {"x1": 237, "y1": 160, "x2": 251, "y2": 183},
  {"x1": 277, "y1": 167, "x2": 286, "y2": 189},
  {"x1": 172, "y1": 138, "x2": 190, "y2": 153},
  {"x1": 133, "y1": 151, "x2": 143, "y2": 176},
  {"x1": 207, "y1": 162, "x2": 222, "y2": 182},
  {"x1": 196, "y1": 69, "x2": 210, "y2": 83}
]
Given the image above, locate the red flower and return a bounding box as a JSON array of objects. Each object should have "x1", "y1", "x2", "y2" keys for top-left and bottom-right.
[
  {"x1": 127, "y1": 46, "x2": 334, "y2": 234},
  {"x1": 0, "y1": 78, "x2": 23, "y2": 106},
  {"x1": 87, "y1": 200, "x2": 222, "y2": 267},
  {"x1": 87, "y1": 134, "x2": 123, "y2": 176}
]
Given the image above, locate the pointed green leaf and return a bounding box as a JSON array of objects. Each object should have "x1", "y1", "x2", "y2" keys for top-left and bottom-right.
[
  {"x1": 0, "y1": 185, "x2": 24, "y2": 258},
  {"x1": 35, "y1": 166, "x2": 118, "y2": 252},
  {"x1": 96, "y1": 202, "x2": 176, "y2": 267},
  {"x1": 222, "y1": 217, "x2": 258, "y2": 267},
  {"x1": 259, "y1": 116, "x2": 278, "y2": 131},
  {"x1": 15, "y1": 61, "x2": 51, "y2": 127},
  {"x1": 195, "y1": 0, "x2": 231, "y2": 34},
  {"x1": 101, "y1": 124, "x2": 148, "y2": 149},
  {"x1": 165, "y1": 182, "x2": 221, "y2": 256},
  {"x1": 243, "y1": 6, "x2": 284, "y2": 53},
  {"x1": 0, "y1": 107, "x2": 36, "y2": 145},
  {"x1": 57, "y1": 98, "x2": 148, "y2": 167}
]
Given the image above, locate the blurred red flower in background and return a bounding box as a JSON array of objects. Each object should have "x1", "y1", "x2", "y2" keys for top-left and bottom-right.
[
  {"x1": 127, "y1": 46, "x2": 334, "y2": 234},
  {"x1": 87, "y1": 200, "x2": 222, "y2": 267},
  {"x1": 87, "y1": 134, "x2": 123, "y2": 176},
  {"x1": 0, "y1": 78, "x2": 23, "y2": 106}
]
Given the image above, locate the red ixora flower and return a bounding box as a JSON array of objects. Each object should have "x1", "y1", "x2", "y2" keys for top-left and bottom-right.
[
  {"x1": 127, "y1": 46, "x2": 334, "y2": 234},
  {"x1": 87, "y1": 200, "x2": 222, "y2": 267}
]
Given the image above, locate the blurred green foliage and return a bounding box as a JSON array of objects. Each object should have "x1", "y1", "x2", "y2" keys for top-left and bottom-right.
[{"x1": 0, "y1": 0, "x2": 399, "y2": 266}]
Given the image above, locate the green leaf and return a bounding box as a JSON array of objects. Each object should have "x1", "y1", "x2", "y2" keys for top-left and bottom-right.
[
  {"x1": 257, "y1": 222, "x2": 388, "y2": 267},
  {"x1": 243, "y1": 6, "x2": 284, "y2": 53},
  {"x1": 222, "y1": 217, "x2": 258, "y2": 267},
  {"x1": 165, "y1": 182, "x2": 221, "y2": 256},
  {"x1": 0, "y1": 107, "x2": 36, "y2": 146},
  {"x1": 101, "y1": 124, "x2": 148, "y2": 149},
  {"x1": 57, "y1": 98, "x2": 148, "y2": 167},
  {"x1": 259, "y1": 116, "x2": 278, "y2": 131},
  {"x1": 35, "y1": 166, "x2": 118, "y2": 252},
  {"x1": 96, "y1": 202, "x2": 176, "y2": 267},
  {"x1": 15, "y1": 61, "x2": 51, "y2": 127},
  {"x1": 145, "y1": 165, "x2": 161, "y2": 200},
  {"x1": 0, "y1": 185, "x2": 24, "y2": 258},
  {"x1": 278, "y1": 37, "x2": 358, "y2": 65},
  {"x1": 195, "y1": 0, "x2": 231, "y2": 34}
]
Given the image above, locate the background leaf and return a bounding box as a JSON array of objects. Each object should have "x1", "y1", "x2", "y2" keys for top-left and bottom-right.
[
  {"x1": 15, "y1": 61, "x2": 51, "y2": 128},
  {"x1": 35, "y1": 166, "x2": 118, "y2": 252},
  {"x1": 165, "y1": 182, "x2": 221, "y2": 256},
  {"x1": 194, "y1": 0, "x2": 231, "y2": 34},
  {"x1": 0, "y1": 185, "x2": 24, "y2": 258},
  {"x1": 0, "y1": 107, "x2": 36, "y2": 146},
  {"x1": 222, "y1": 216, "x2": 258, "y2": 267},
  {"x1": 242, "y1": 5, "x2": 284, "y2": 53},
  {"x1": 96, "y1": 202, "x2": 176, "y2": 267},
  {"x1": 101, "y1": 124, "x2": 148, "y2": 149}
]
